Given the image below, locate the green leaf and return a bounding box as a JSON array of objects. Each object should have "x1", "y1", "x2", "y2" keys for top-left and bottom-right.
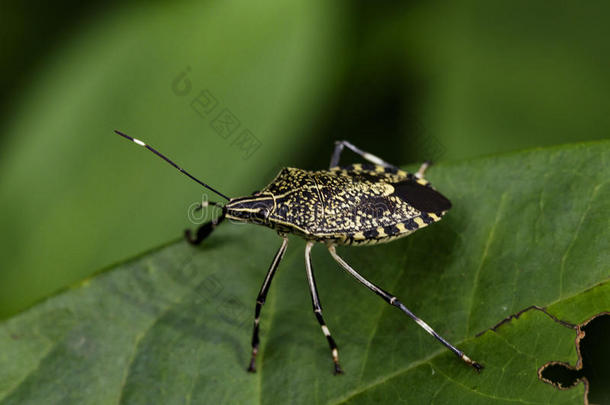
[
  {"x1": 0, "y1": 0, "x2": 347, "y2": 318},
  {"x1": 1, "y1": 142, "x2": 608, "y2": 404}
]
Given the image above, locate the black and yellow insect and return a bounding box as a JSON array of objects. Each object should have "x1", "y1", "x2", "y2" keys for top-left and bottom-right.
[{"x1": 116, "y1": 131, "x2": 482, "y2": 374}]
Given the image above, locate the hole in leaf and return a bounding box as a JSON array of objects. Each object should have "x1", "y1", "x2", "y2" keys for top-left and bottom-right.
[
  {"x1": 539, "y1": 362, "x2": 583, "y2": 389},
  {"x1": 539, "y1": 312, "x2": 610, "y2": 405}
]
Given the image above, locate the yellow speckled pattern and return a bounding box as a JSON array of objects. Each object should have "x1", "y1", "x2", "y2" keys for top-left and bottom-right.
[{"x1": 226, "y1": 163, "x2": 451, "y2": 246}]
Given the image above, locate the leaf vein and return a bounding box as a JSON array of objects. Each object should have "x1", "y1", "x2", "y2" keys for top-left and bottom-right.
[
  {"x1": 558, "y1": 181, "x2": 604, "y2": 297},
  {"x1": 466, "y1": 192, "x2": 508, "y2": 335}
]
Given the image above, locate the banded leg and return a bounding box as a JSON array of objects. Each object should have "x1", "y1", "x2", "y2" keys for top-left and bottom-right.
[
  {"x1": 328, "y1": 245, "x2": 482, "y2": 371},
  {"x1": 415, "y1": 161, "x2": 431, "y2": 179},
  {"x1": 247, "y1": 236, "x2": 289, "y2": 372},
  {"x1": 185, "y1": 202, "x2": 226, "y2": 245},
  {"x1": 305, "y1": 241, "x2": 344, "y2": 374},
  {"x1": 329, "y1": 140, "x2": 399, "y2": 171}
]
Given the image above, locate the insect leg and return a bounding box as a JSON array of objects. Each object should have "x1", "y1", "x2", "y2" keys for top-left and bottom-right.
[
  {"x1": 329, "y1": 140, "x2": 400, "y2": 171},
  {"x1": 305, "y1": 241, "x2": 344, "y2": 375},
  {"x1": 415, "y1": 161, "x2": 432, "y2": 179},
  {"x1": 247, "y1": 236, "x2": 289, "y2": 372},
  {"x1": 185, "y1": 222, "x2": 218, "y2": 245},
  {"x1": 328, "y1": 245, "x2": 482, "y2": 371},
  {"x1": 185, "y1": 202, "x2": 226, "y2": 245}
]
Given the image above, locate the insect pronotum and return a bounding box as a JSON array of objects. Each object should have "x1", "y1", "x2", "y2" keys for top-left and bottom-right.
[{"x1": 116, "y1": 130, "x2": 482, "y2": 374}]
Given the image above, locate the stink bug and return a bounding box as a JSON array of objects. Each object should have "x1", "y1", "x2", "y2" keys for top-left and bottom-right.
[{"x1": 116, "y1": 130, "x2": 482, "y2": 374}]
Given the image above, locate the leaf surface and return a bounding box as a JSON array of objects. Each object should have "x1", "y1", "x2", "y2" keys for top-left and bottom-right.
[{"x1": 1, "y1": 142, "x2": 608, "y2": 404}]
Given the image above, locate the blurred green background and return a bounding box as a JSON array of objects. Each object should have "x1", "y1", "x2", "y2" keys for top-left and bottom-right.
[{"x1": 0, "y1": 0, "x2": 608, "y2": 319}]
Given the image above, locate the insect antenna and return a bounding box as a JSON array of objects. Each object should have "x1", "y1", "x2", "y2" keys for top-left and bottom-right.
[{"x1": 115, "y1": 130, "x2": 231, "y2": 201}]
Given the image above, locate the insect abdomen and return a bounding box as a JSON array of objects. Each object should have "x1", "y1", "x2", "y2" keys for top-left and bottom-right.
[
  {"x1": 308, "y1": 167, "x2": 450, "y2": 245},
  {"x1": 264, "y1": 165, "x2": 450, "y2": 245},
  {"x1": 312, "y1": 210, "x2": 445, "y2": 245}
]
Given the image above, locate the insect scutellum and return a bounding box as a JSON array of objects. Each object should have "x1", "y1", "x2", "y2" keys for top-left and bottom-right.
[{"x1": 116, "y1": 131, "x2": 482, "y2": 374}]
